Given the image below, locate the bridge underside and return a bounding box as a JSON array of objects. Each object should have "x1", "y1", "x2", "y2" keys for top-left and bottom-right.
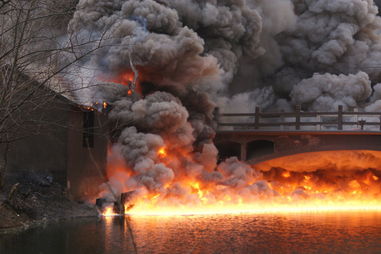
[
  {"x1": 215, "y1": 131, "x2": 381, "y2": 165},
  {"x1": 252, "y1": 150, "x2": 381, "y2": 173}
]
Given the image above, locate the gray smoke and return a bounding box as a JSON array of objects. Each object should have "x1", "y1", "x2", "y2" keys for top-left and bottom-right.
[
  {"x1": 63, "y1": 0, "x2": 381, "y2": 203},
  {"x1": 109, "y1": 92, "x2": 194, "y2": 148},
  {"x1": 115, "y1": 127, "x2": 173, "y2": 192},
  {"x1": 291, "y1": 71, "x2": 372, "y2": 111},
  {"x1": 273, "y1": 0, "x2": 381, "y2": 105},
  {"x1": 68, "y1": 0, "x2": 222, "y2": 91},
  {"x1": 229, "y1": 0, "x2": 381, "y2": 112}
]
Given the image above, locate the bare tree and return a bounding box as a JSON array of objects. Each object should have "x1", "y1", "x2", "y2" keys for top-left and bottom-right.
[{"x1": 0, "y1": 0, "x2": 106, "y2": 188}]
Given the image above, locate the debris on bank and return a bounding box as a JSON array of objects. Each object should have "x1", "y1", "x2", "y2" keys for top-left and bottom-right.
[{"x1": 0, "y1": 172, "x2": 98, "y2": 234}]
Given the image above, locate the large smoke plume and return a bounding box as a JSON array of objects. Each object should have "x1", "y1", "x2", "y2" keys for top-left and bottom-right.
[
  {"x1": 67, "y1": 0, "x2": 381, "y2": 111},
  {"x1": 61, "y1": 0, "x2": 381, "y2": 205}
]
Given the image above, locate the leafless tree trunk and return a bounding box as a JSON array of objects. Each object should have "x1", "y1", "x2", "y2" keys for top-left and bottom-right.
[{"x1": 0, "y1": 142, "x2": 9, "y2": 189}]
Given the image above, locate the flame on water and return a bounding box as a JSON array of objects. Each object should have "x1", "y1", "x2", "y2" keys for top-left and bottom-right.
[
  {"x1": 102, "y1": 207, "x2": 118, "y2": 217},
  {"x1": 101, "y1": 150, "x2": 381, "y2": 217},
  {"x1": 124, "y1": 202, "x2": 381, "y2": 217}
]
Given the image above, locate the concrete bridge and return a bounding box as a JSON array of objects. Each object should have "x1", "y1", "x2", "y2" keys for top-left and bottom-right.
[{"x1": 215, "y1": 105, "x2": 381, "y2": 164}]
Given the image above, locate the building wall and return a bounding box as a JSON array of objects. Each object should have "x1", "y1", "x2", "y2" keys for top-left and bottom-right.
[
  {"x1": 66, "y1": 107, "x2": 108, "y2": 201},
  {"x1": 3, "y1": 85, "x2": 109, "y2": 202},
  {"x1": 4, "y1": 93, "x2": 71, "y2": 185}
]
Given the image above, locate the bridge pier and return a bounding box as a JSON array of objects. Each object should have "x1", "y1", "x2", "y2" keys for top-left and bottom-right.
[{"x1": 240, "y1": 142, "x2": 247, "y2": 161}]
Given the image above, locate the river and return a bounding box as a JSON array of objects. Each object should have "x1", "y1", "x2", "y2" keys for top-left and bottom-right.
[{"x1": 1, "y1": 212, "x2": 381, "y2": 254}]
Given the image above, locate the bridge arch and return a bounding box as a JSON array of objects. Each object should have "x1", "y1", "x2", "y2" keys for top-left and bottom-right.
[
  {"x1": 253, "y1": 150, "x2": 381, "y2": 173},
  {"x1": 247, "y1": 147, "x2": 381, "y2": 165},
  {"x1": 247, "y1": 140, "x2": 275, "y2": 160},
  {"x1": 215, "y1": 141, "x2": 241, "y2": 162}
]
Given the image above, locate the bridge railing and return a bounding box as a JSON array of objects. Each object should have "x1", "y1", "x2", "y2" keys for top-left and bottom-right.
[{"x1": 217, "y1": 105, "x2": 381, "y2": 131}]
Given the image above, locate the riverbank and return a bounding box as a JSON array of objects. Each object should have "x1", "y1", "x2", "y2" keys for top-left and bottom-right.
[
  {"x1": 0, "y1": 200, "x2": 98, "y2": 235},
  {"x1": 0, "y1": 172, "x2": 98, "y2": 234}
]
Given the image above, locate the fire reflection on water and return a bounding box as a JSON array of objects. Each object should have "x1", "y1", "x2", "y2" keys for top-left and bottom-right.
[
  {"x1": 2, "y1": 213, "x2": 381, "y2": 253},
  {"x1": 102, "y1": 213, "x2": 381, "y2": 254}
]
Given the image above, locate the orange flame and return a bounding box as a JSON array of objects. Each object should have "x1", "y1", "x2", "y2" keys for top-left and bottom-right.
[
  {"x1": 123, "y1": 171, "x2": 381, "y2": 216},
  {"x1": 102, "y1": 206, "x2": 118, "y2": 217},
  {"x1": 103, "y1": 149, "x2": 381, "y2": 216},
  {"x1": 158, "y1": 147, "x2": 167, "y2": 158},
  {"x1": 98, "y1": 70, "x2": 142, "y2": 94}
]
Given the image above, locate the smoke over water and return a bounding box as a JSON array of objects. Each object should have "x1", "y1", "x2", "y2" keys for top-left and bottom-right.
[{"x1": 65, "y1": 0, "x2": 381, "y2": 214}]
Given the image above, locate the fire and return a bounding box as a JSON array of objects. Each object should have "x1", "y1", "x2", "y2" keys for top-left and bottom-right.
[
  {"x1": 102, "y1": 206, "x2": 118, "y2": 217},
  {"x1": 282, "y1": 171, "x2": 291, "y2": 178},
  {"x1": 82, "y1": 105, "x2": 94, "y2": 111},
  {"x1": 121, "y1": 169, "x2": 381, "y2": 216},
  {"x1": 84, "y1": 101, "x2": 109, "y2": 112},
  {"x1": 101, "y1": 150, "x2": 381, "y2": 217},
  {"x1": 190, "y1": 182, "x2": 208, "y2": 204},
  {"x1": 124, "y1": 203, "x2": 381, "y2": 217},
  {"x1": 98, "y1": 70, "x2": 142, "y2": 95},
  {"x1": 158, "y1": 147, "x2": 167, "y2": 158},
  {"x1": 120, "y1": 72, "x2": 135, "y2": 85}
]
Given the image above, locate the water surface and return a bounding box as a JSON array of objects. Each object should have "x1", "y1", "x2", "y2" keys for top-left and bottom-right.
[{"x1": 1, "y1": 212, "x2": 381, "y2": 254}]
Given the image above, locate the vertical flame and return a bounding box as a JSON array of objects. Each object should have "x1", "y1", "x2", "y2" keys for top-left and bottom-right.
[
  {"x1": 102, "y1": 206, "x2": 117, "y2": 217},
  {"x1": 191, "y1": 182, "x2": 208, "y2": 204}
]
